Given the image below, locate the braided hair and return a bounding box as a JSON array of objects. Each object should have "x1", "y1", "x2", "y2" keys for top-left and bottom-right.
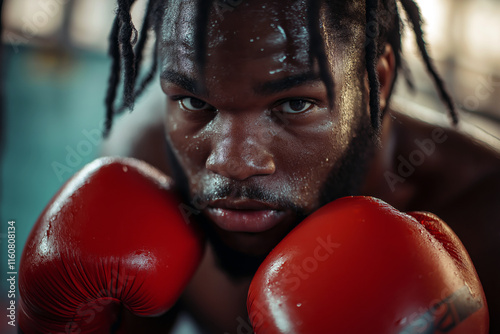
[{"x1": 103, "y1": 0, "x2": 457, "y2": 136}]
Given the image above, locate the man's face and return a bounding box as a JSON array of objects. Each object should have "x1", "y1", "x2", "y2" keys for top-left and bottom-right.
[{"x1": 158, "y1": 0, "x2": 374, "y2": 259}]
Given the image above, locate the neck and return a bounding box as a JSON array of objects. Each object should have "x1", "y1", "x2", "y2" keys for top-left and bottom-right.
[{"x1": 181, "y1": 243, "x2": 253, "y2": 333}]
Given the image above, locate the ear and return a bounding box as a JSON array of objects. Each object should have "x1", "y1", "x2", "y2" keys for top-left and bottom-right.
[{"x1": 377, "y1": 44, "x2": 396, "y2": 111}]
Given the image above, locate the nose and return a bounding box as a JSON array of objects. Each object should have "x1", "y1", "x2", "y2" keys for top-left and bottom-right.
[{"x1": 206, "y1": 116, "x2": 276, "y2": 181}]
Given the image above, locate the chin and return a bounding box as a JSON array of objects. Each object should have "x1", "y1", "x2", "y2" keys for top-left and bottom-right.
[
  {"x1": 199, "y1": 214, "x2": 302, "y2": 280},
  {"x1": 215, "y1": 225, "x2": 289, "y2": 256}
]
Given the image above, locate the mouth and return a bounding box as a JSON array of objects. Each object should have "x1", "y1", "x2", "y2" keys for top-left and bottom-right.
[{"x1": 204, "y1": 199, "x2": 288, "y2": 233}]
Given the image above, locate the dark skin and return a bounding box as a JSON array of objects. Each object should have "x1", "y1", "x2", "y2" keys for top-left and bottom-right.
[
  {"x1": 159, "y1": 0, "x2": 375, "y2": 259},
  {"x1": 103, "y1": 1, "x2": 500, "y2": 332}
]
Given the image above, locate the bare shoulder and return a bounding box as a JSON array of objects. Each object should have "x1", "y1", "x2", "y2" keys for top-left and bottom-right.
[
  {"x1": 100, "y1": 86, "x2": 171, "y2": 175},
  {"x1": 370, "y1": 99, "x2": 500, "y2": 213},
  {"x1": 382, "y1": 101, "x2": 500, "y2": 326}
]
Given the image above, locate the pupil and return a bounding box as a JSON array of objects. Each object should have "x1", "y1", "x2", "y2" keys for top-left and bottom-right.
[
  {"x1": 290, "y1": 100, "x2": 305, "y2": 111},
  {"x1": 190, "y1": 98, "x2": 205, "y2": 109}
]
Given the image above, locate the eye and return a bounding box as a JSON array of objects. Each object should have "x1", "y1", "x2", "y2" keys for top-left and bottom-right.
[
  {"x1": 178, "y1": 97, "x2": 214, "y2": 112},
  {"x1": 275, "y1": 99, "x2": 314, "y2": 114}
]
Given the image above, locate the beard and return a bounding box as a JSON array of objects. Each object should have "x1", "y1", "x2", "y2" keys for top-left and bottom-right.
[
  {"x1": 164, "y1": 112, "x2": 377, "y2": 282},
  {"x1": 317, "y1": 113, "x2": 378, "y2": 206}
]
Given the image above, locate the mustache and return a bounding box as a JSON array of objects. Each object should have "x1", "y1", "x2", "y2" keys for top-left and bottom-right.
[{"x1": 193, "y1": 179, "x2": 304, "y2": 213}]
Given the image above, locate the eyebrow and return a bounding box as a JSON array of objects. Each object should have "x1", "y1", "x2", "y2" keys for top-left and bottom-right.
[
  {"x1": 160, "y1": 70, "x2": 202, "y2": 96},
  {"x1": 161, "y1": 70, "x2": 322, "y2": 97},
  {"x1": 254, "y1": 72, "x2": 322, "y2": 96}
]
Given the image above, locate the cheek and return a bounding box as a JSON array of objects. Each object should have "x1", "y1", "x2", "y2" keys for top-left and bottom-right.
[
  {"x1": 164, "y1": 104, "x2": 211, "y2": 180},
  {"x1": 272, "y1": 81, "x2": 367, "y2": 211},
  {"x1": 269, "y1": 119, "x2": 344, "y2": 208}
]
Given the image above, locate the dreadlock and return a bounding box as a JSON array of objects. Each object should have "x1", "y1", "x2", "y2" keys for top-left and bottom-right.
[
  {"x1": 105, "y1": 0, "x2": 161, "y2": 133},
  {"x1": 365, "y1": 0, "x2": 382, "y2": 129},
  {"x1": 399, "y1": 0, "x2": 457, "y2": 124},
  {"x1": 103, "y1": 0, "x2": 458, "y2": 136},
  {"x1": 307, "y1": 1, "x2": 335, "y2": 110}
]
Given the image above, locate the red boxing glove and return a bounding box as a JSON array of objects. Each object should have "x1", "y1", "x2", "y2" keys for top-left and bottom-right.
[
  {"x1": 247, "y1": 196, "x2": 489, "y2": 333},
  {"x1": 19, "y1": 157, "x2": 204, "y2": 333}
]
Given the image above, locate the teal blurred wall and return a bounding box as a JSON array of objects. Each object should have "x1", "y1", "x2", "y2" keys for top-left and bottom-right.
[{"x1": 1, "y1": 45, "x2": 110, "y2": 331}]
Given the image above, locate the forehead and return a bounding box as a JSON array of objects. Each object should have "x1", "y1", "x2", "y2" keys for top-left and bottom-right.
[{"x1": 158, "y1": 0, "x2": 315, "y2": 78}]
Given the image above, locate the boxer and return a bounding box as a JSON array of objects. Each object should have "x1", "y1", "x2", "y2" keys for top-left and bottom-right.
[{"x1": 20, "y1": 0, "x2": 499, "y2": 332}]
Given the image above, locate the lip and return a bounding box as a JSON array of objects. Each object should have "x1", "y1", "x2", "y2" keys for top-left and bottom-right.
[{"x1": 204, "y1": 199, "x2": 287, "y2": 233}]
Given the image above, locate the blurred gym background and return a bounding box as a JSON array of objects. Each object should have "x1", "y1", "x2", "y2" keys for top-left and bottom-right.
[{"x1": 1, "y1": 0, "x2": 499, "y2": 331}]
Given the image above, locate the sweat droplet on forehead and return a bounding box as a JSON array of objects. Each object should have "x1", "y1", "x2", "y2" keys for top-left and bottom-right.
[
  {"x1": 206, "y1": 16, "x2": 306, "y2": 56},
  {"x1": 159, "y1": 0, "x2": 313, "y2": 78}
]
